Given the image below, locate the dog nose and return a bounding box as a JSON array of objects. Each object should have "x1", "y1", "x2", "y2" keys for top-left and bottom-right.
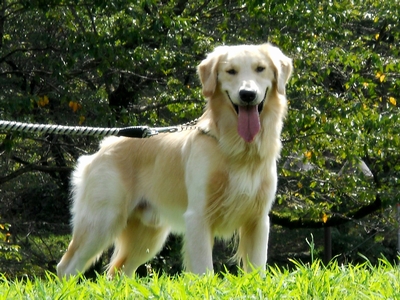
[{"x1": 239, "y1": 89, "x2": 257, "y2": 103}]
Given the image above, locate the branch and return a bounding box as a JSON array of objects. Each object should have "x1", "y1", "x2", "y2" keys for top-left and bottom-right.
[
  {"x1": 68, "y1": 5, "x2": 86, "y2": 35},
  {"x1": 0, "y1": 46, "x2": 60, "y2": 64},
  {"x1": 131, "y1": 98, "x2": 203, "y2": 113},
  {"x1": 0, "y1": 164, "x2": 34, "y2": 185},
  {"x1": 173, "y1": 0, "x2": 188, "y2": 16},
  {"x1": 85, "y1": 4, "x2": 98, "y2": 36},
  {"x1": 0, "y1": 158, "x2": 72, "y2": 185},
  {"x1": 270, "y1": 193, "x2": 382, "y2": 228},
  {"x1": 2, "y1": 2, "x2": 26, "y2": 20}
]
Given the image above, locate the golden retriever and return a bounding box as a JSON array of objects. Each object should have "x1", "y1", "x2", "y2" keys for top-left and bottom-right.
[{"x1": 57, "y1": 43, "x2": 292, "y2": 278}]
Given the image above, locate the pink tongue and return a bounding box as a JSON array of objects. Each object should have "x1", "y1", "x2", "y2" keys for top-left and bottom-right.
[{"x1": 237, "y1": 105, "x2": 260, "y2": 143}]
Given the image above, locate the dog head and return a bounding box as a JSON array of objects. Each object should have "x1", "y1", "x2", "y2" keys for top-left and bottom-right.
[{"x1": 198, "y1": 43, "x2": 292, "y2": 143}]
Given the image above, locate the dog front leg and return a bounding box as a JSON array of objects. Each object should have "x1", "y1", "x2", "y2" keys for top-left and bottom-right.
[
  {"x1": 183, "y1": 210, "x2": 213, "y2": 274},
  {"x1": 238, "y1": 213, "x2": 270, "y2": 273},
  {"x1": 183, "y1": 146, "x2": 215, "y2": 274}
]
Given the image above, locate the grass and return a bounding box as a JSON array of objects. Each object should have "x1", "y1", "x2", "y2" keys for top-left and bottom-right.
[{"x1": 1, "y1": 258, "x2": 399, "y2": 299}]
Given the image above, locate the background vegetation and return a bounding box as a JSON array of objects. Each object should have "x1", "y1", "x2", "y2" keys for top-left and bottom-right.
[{"x1": 0, "y1": 0, "x2": 399, "y2": 278}]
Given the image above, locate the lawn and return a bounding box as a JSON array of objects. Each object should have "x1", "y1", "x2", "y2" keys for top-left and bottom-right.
[{"x1": 1, "y1": 259, "x2": 399, "y2": 299}]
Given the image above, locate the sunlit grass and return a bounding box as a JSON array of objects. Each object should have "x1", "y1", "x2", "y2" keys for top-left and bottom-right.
[{"x1": 1, "y1": 258, "x2": 399, "y2": 299}]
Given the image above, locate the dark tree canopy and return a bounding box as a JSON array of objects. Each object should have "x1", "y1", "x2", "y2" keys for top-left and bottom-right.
[{"x1": 0, "y1": 0, "x2": 399, "y2": 275}]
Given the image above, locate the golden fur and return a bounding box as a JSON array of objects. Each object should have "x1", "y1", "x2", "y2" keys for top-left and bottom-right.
[{"x1": 57, "y1": 43, "x2": 292, "y2": 277}]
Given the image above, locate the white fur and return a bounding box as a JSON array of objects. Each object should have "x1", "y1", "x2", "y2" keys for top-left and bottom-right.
[{"x1": 57, "y1": 43, "x2": 292, "y2": 278}]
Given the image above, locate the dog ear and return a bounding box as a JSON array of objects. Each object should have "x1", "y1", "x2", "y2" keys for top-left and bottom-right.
[
  {"x1": 197, "y1": 47, "x2": 227, "y2": 98},
  {"x1": 262, "y1": 43, "x2": 293, "y2": 95}
]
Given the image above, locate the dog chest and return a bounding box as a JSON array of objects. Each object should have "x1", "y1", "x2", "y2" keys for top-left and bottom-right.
[{"x1": 205, "y1": 165, "x2": 273, "y2": 236}]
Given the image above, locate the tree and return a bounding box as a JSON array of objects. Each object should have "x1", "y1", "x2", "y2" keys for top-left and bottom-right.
[
  {"x1": 271, "y1": 0, "x2": 399, "y2": 227},
  {"x1": 0, "y1": 0, "x2": 399, "y2": 275}
]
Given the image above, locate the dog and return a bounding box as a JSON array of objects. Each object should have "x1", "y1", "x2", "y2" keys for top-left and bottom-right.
[{"x1": 57, "y1": 43, "x2": 292, "y2": 278}]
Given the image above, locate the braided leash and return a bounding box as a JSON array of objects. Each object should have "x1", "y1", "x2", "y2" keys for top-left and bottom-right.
[{"x1": 0, "y1": 119, "x2": 199, "y2": 138}]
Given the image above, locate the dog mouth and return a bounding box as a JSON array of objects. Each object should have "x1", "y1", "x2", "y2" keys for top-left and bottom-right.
[
  {"x1": 226, "y1": 88, "x2": 268, "y2": 143},
  {"x1": 227, "y1": 87, "x2": 268, "y2": 115},
  {"x1": 231, "y1": 100, "x2": 264, "y2": 114}
]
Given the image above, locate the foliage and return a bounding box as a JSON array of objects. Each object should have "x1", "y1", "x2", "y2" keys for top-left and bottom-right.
[
  {"x1": 0, "y1": 0, "x2": 399, "y2": 276},
  {"x1": 1, "y1": 258, "x2": 400, "y2": 299},
  {"x1": 271, "y1": 0, "x2": 400, "y2": 226},
  {"x1": 0, "y1": 221, "x2": 21, "y2": 263}
]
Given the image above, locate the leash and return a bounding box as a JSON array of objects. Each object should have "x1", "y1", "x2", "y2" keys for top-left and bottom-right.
[{"x1": 0, "y1": 119, "x2": 199, "y2": 138}]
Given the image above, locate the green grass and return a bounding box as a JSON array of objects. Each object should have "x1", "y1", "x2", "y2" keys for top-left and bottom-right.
[{"x1": 1, "y1": 259, "x2": 399, "y2": 299}]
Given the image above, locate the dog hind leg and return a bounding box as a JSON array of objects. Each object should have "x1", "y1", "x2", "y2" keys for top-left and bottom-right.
[
  {"x1": 57, "y1": 162, "x2": 129, "y2": 278},
  {"x1": 57, "y1": 203, "x2": 129, "y2": 278},
  {"x1": 107, "y1": 214, "x2": 170, "y2": 277}
]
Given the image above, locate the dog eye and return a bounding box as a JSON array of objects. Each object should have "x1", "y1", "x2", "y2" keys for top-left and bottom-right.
[
  {"x1": 256, "y1": 66, "x2": 265, "y2": 73},
  {"x1": 226, "y1": 69, "x2": 237, "y2": 75}
]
